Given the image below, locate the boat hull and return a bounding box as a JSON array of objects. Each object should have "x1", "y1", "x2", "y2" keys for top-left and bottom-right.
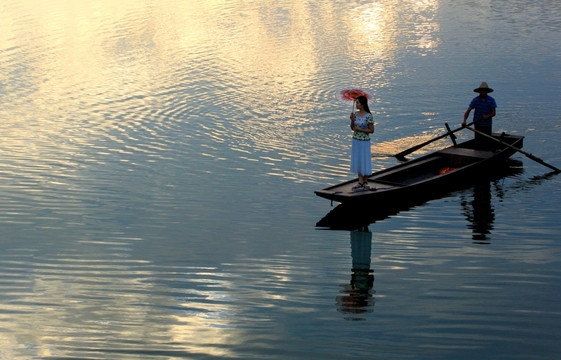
[{"x1": 315, "y1": 133, "x2": 524, "y2": 205}]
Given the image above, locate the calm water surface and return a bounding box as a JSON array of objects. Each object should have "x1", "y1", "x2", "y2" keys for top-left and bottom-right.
[{"x1": 1, "y1": 0, "x2": 561, "y2": 359}]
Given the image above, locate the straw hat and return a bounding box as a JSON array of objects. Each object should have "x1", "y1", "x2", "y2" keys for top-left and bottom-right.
[{"x1": 474, "y1": 82, "x2": 494, "y2": 93}]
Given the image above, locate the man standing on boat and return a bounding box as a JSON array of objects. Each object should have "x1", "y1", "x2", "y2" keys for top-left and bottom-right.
[{"x1": 462, "y1": 82, "x2": 497, "y2": 147}]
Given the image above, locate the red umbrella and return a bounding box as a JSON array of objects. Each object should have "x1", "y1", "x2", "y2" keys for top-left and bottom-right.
[{"x1": 337, "y1": 88, "x2": 372, "y2": 112}]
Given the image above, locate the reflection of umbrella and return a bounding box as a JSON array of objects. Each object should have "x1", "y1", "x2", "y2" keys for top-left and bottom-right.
[{"x1": 337, "y1": 88, "x2": 373, "y2": 112}]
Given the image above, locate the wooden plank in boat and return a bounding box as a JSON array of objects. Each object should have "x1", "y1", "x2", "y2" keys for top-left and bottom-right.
[
  {"x1": 438, "y1": 147, "x2": 495, "y2": 159},
  {"x1": 370, "y1": 156, "x2": 443, "y2": 178}
]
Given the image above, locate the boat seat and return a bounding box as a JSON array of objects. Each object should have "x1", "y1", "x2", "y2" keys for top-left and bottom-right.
[
  {"x1": 370, "y1": 156, "x2": 444, "y2": 186},
  {"x1": 439, "y1": 147, "x2": 495, "y2": 159},
  {"x1": 373, "y1": 156, "x2": 443, "y2": 178}
]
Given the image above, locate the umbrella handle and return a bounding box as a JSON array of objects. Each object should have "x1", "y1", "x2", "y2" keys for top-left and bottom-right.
[{"x1": 350, "y1": 101, "x2": 356, "y2": 130}]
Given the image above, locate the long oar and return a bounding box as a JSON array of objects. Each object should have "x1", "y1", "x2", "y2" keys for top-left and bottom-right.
[
  {"x1": 465, "y1": 126, "x2": 561, "y2": 173},
  {"x1": 394, "y1": 121, "x2": 475, "y2": 159}
]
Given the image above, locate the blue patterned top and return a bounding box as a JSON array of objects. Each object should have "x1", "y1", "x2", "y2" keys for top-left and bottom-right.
[{"x1": 352, "y1": 112, "x2": 374, "y2": 141}]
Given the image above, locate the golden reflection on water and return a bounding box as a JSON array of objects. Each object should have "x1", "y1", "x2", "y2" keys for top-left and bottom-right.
[
  {"x1": 350, "y1": 1, "x2": 396, "y2": 59},
  {"x1": 350, "y1": 0, "x2": 440, "y2": 58},
  {"x1": 372, "y1": 133, "x2": 449, "y2": 158},
  {"x1": 0, "y1": 0, "x2": 445, "y2": 182},
  {"x1": 1, "y1": 0, "x2": 161, "y2": 153}
]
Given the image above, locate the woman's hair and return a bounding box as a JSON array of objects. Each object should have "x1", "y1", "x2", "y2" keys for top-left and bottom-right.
[{"x1": 356, "y1": 95, "x2": 371, "y2": 113}]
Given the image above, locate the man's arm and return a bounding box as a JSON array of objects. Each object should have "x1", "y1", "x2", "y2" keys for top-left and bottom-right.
[{"x1": 462, "y1": 107, "x2": 472, "y2": 126}]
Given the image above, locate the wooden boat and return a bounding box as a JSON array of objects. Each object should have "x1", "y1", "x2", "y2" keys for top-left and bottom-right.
[
  {"x1": 316, "y1": 160, "x2": 524, "y2": 230},
  {"x1": 315, "y1": 132, "x2": 524, "y2": 205}
]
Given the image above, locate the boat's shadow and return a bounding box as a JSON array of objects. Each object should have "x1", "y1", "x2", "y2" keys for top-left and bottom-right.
[
  {"x1": 316, "y1": 160, "x2": 528, "y2": 231},
  {"x1": 316, "y1": 197, "x2": 423, "y2": 231}
]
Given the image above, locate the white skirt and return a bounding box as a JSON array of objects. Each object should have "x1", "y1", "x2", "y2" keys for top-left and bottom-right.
[{"x1": 350, "y1": 138, "x2": 372, "y2": 176}]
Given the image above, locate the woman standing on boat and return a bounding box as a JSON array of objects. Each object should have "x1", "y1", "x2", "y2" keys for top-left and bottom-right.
[{"x1": 350, "y1": 95, "x2": 375, "y2": 190}]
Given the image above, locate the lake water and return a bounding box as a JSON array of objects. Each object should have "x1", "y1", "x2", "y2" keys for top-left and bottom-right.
[{"x1": 1, "y1": 0, "x2": 561, "y2": 359}]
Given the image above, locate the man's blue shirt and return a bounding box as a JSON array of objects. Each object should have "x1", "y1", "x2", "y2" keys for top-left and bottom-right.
[{"x1": 469, "y1": 95, "x2": 497, "y2": 127}]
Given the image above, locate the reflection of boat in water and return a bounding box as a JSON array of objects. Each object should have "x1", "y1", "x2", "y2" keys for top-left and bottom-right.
[
  {"x1": 316, "y1": 200, "x2": 407, "y2": 231},
  {"x1": 336, "y1": 228, "x2": 375, "y2": 321},
  {"x1": 315, "y1": 133, "x2": 523, "y2": 205},
  {"x1": 317, "y1": 160, "x2": 524, "y2": 231}
]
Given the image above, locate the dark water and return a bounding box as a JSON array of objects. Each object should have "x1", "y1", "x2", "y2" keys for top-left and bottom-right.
[{"x1": 1, "y1": 0, "x2": 560, "y2": 359}]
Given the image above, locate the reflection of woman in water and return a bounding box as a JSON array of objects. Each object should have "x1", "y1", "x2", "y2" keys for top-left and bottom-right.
[{"x1": 336, "y1": 226, "x2": 375, "y2": 320}]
